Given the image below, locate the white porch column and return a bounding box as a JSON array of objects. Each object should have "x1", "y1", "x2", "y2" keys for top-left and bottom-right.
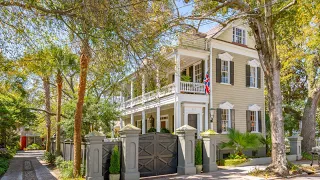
[
  {"x1": 142, "y1": 110, "x2": 146, "y2": 134},
  {"x1": 131, "y1": 114, "x2": 134, "y2": 125},
  {"x1": 111, "y1": 121, "x2": 115, "y2": 138},
  {"x1": 119, "y1": 117, "x2": 123, "y2": 129},
  {"x1": 184, "y1": 111, "x2": 188, "y2": 126},
  {"x1": 130, "y1": 80, "x2": 134, "y2": 107},
  {"x1": 198, "y1": 113, "x2": 202, "y2": 139},
  {"x1": 175, "y1": 52, "x2": 180, "y2": 93},
  {"x1": 209, "y1": 43, "x2": 214, "y2": 130},
  {"x1": 205, "y1": 103, "x2": 209, "y2": 130},
  {"x1": 156, "y1": 106, "x2": 161, "y2": 132},
  {"x1": 142, "y1": 74, "x2": 145, "y2": 103},
  {"x1": 205, "y1": 57, "x2": 208, "y2": 76},
  {"x1": 176, "y1": 101, "x2": 181, "y2": 128}
]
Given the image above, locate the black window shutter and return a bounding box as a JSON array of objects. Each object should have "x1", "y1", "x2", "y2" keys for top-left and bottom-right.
[
  {"x1": 230, "y1": 61, "x2": 234, "y2": 85},
  {"x1": 217, "y1": 108, "x2": 222, "y2": 133},
  {"x1": 258, "y1": 111, "x2": 262, "y2": 133},
  {"x1": 231, "y1": 109, "x2": 235, "y2": 129},
  {"x1": 246, "y1": 65, "x2": 250, "y2": 87},
  {"x1": 246, "y1": 110, "x2": 251, "y2": 132},
  {"x1": 216, "y1": 58, "x2": 221, "y2": 83},
  {"x1": 172, "y1": 74, "x2": 175, "y2": 83},
  {"x1": 257, "y1": 67, "x2": 261, "y2": 88},
  {"x1": 201, "y1": 60, "x2": 205, "y2": 82},
  {"x1": 189, "y1": 66, "x2": 193, "y2": 82}
]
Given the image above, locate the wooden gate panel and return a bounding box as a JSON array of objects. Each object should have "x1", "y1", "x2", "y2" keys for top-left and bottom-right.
[{"x1": 139, "y1": 133, "x2": 177, "y2": 177}]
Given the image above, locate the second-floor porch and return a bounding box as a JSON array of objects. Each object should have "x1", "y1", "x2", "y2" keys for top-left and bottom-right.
[
  {"x1": 117, "y1": 47, "x2": 210, "y2": 111},
  {"x1": 120, "y1": 81, "x2": 206, "y2": 110}
]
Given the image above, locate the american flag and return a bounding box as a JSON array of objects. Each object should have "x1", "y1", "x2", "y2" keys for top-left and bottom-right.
[{"x1": 204, "y1": 71, "x2": 210, "y2": 94}]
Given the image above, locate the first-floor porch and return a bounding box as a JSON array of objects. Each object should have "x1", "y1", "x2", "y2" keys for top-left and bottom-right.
[{"x1": 121, "y1": 94, "x2": 210, "y2": 139}]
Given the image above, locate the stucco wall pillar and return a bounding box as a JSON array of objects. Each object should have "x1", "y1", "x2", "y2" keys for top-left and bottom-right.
[
  {"x1": 176, "y1": 125, "x2": 197, "y2": 175},
  {"x1": 120, "y1": 124, "x2": 141, "y2": 180},
  {"x1": 85, "y1": 131, "x2": 105, "y2": 180},
  {"x1": 288, "y1": 134, "x2": 303, "y2": 160},
  {"x1": 201, "y1": 131, "x2": 218, "y2": 172}
]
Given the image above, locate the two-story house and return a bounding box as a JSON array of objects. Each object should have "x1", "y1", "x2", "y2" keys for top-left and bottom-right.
[{"x1": 115, "y1": 20, "x2": 265, "y2": 157}]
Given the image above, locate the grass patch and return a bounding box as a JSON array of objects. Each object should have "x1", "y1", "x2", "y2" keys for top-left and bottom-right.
[
  {"x1": 0, "y1": 157, "x2": 10, "y2": 176},
  {"x1": 221, "y1": 159, "x2": 247, "y2": 166},
  {"x1": 248, "y1": 167, "x2": 277, "y2": 178}
]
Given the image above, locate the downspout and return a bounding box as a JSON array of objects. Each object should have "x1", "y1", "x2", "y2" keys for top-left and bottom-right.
[{"x1": 209, "y1": 39, "x2": 214, "y2": 130}]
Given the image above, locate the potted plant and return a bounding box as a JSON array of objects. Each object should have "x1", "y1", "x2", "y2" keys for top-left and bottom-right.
[
  {"x1": 109, "y1": 145, "x2": 120, "y2": 180},
  {"x1": 195, "y1": 140, "x2": 202, "y2": 173}
]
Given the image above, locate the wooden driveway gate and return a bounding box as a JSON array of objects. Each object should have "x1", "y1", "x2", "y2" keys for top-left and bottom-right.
[{"x1": 138, "y1": 132, "x2": 178, "y2": 177}]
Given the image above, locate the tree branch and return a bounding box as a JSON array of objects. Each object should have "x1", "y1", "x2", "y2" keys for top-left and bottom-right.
[{"x1": 28, "y1": 108, "x2": 68, "y2": 118}]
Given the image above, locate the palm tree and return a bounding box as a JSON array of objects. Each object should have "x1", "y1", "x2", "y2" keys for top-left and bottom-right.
[{"x1": 221, "y1": 128, "x2": 262, "y2": 155}]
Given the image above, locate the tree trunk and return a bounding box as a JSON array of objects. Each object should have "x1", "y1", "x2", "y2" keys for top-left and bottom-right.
[
  {"x1": 43, "y1": 76, "x2": 51, "y2": 152},
  {"x1": 301, "y1": 90, "x2": 320, "y2": 153},
  {"x1": 55, "y1": 69, "x2": 63, "y2": 155},
  {"x1": 73, "y1": 39, "x2": 90, "y2": 177},
  {"x1": 248, "y1": 2, "x2": 288, "y2": 173}
]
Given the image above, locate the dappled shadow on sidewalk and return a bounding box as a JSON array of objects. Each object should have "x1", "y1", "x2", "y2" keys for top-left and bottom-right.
[{"x1": 1, "y1": 150, "x2": 57, "y2": 180}]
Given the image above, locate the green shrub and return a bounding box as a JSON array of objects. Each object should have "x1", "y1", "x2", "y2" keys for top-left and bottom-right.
[
  {"x1": 0, "y1": 148, "x2": 12, "y2": 159},
  {"x1": 55, "y1": 156, "x2": 64, "y2": 168},
  {"x1": 109, "y1": 145, "x2": 120, "y2": 174},
  {"x1": 26, "y1": 143, "x2": 41, "y2": 150},
  {"x1": 195, "y1": 141, "x2": 202, "y2": 165},
  {"x1": 147, "y1": 127, "x2": 156, "y2": 133},
  {"x1": 44, "y1": 152, "x2": 55, "y2": 164},
  {"x1": 0, "y1": 157, "x2": 9, "y2": 176},
  {"x1": 228, "y1": 153, "x2": 246, "y2": 159},
  {"x1": 160, "y1": 128, "x2": 170, "y2": 133},
  {"x1": 59, "y1": 161, "x2": 73, "y2": 178},
  {"x1": 220, "y1": 129, "x2": 262, "y2": 155},
  {"x1": 221, "y1": 159, "x2": 247, "y2": 166},
  {"x1": 302, "y1": 152, "x2": 312, "y2": 160}
]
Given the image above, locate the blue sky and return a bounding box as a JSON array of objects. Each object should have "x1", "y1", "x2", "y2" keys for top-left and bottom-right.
[{"x1": 175, "y1": 0, "x2": 216, "y2": 33}]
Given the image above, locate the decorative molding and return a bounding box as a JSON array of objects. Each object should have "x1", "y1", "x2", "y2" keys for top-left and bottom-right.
[
  {"x1": 219, "y1": 101, "x2": 234, "y2": 109},
  {"x1": 248, "y1": 59, "x2": 260, "y2": 67},
  {"x1": 218, "y1": 52, "x2": 233, "y2": 61},
  {"x1": 248, "y1": 104, "x2": 261, "y2": 111}
]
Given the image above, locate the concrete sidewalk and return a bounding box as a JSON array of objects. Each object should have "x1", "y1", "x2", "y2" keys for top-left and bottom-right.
[
  {"x1": 1, "y1": 150, "x2": 57, "y2": 180},
  {"x1": 142, "y1": 161, "x2": 320, "y2": 180}
]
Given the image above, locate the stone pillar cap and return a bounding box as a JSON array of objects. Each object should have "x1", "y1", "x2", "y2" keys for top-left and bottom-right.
[
  {"x1": 288, "y1": 135, "x2": 303, "y2": 141},
  {"x1": 85, "y1": 130, "x2": 105, "y2": 137},
  {"x1": 119, "y1": 124, "x2": 141, "y2": 134},
  {"x1": 201, "y1": 129, "x2": 219, "y2": 137},
  {"x1": 176, "y1": 125, "x2": 197, "y2": 133}
]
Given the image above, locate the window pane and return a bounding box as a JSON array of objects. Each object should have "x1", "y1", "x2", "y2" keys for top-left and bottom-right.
[
  {"x1": 221, "y1": 109, "x2": 229, "y2": 132},
  {"x1": 221, "y1": 60, "x2": 229, "y2": 83},
  {"x1": 250, "y1": 67, "x2": 256, "y2": 87},
  {"x1": 233, "y1": 27, "x2": 246, "y2": 44},
  {"x1": 250, "y1": 111, "x2": 256, "y2": 131}
]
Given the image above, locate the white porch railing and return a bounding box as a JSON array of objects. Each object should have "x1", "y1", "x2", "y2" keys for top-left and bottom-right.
[
  {"x1": 180, "y1": 81, "x2": 205, "y2": 94},
  {"x1": 120, "y1": 81, "x2": 205, "y2": 110}
]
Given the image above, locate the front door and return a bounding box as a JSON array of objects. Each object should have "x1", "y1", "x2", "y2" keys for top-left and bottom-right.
[{"x1": 188, "y1": 114, "x2": 198, "y2": 129}]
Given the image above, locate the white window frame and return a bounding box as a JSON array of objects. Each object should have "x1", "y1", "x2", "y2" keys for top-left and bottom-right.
[
  {"x1": 233, "y1": 27, "x2": 246, "y2": 45},
  {"x1": 218, "y1": 52, "x2": 233, "y2": 85},
  {"x1": 221, "y1": 109, "x2": 231, "y2": 133},
  {"x1": 248, "y1": 104, "x2": 261, "y2": 133},
  {"x1": 219, "y1": 101, "x2": 234, "y2": 133},
  {"x1": 160, "y1": 115, "x2": 169, "y2": 129},
  {"x1": 221, "y1": 60, "x2": 230, "y2": 84},
  {"x1": 193, "y1": 62, "x2": 202, "y2": 83},
  {"x1": 250, "y1": 111, "x2": 259, "y2": 132},
  {"x1": 248, "y1": 59, "x2": 260, "y2": 88},
  {"x1": 250, "y1": 66, "x2": 257, "y2": 88}
]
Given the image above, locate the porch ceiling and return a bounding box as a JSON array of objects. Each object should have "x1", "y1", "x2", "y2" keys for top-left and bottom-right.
[{"x1": 180, "y1": 55, "x2": 202, "y2": 69}]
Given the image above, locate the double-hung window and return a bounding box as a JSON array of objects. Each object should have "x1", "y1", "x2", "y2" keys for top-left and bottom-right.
[
  {"x1": 250, "y1": 111, "x2": 258, "y2": 132},
  {"x1": 221, "y1": 60, "x2": 229, "y2": 83},
  {"x1": 194, "y1": 63, "x2": 202, "y2": 83},
  {"x1": 221, "y1": 109, "x2": 230, "y2": 133},
  {"x1": 250, "y1": 66, "x2": 257, "y2": 87},
  {"x1": 246, "y1": 60, "x2": 261, "y2": 88},
  {"x1": 233, "y1": 27, "x2": 246, "y2": 45}
]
